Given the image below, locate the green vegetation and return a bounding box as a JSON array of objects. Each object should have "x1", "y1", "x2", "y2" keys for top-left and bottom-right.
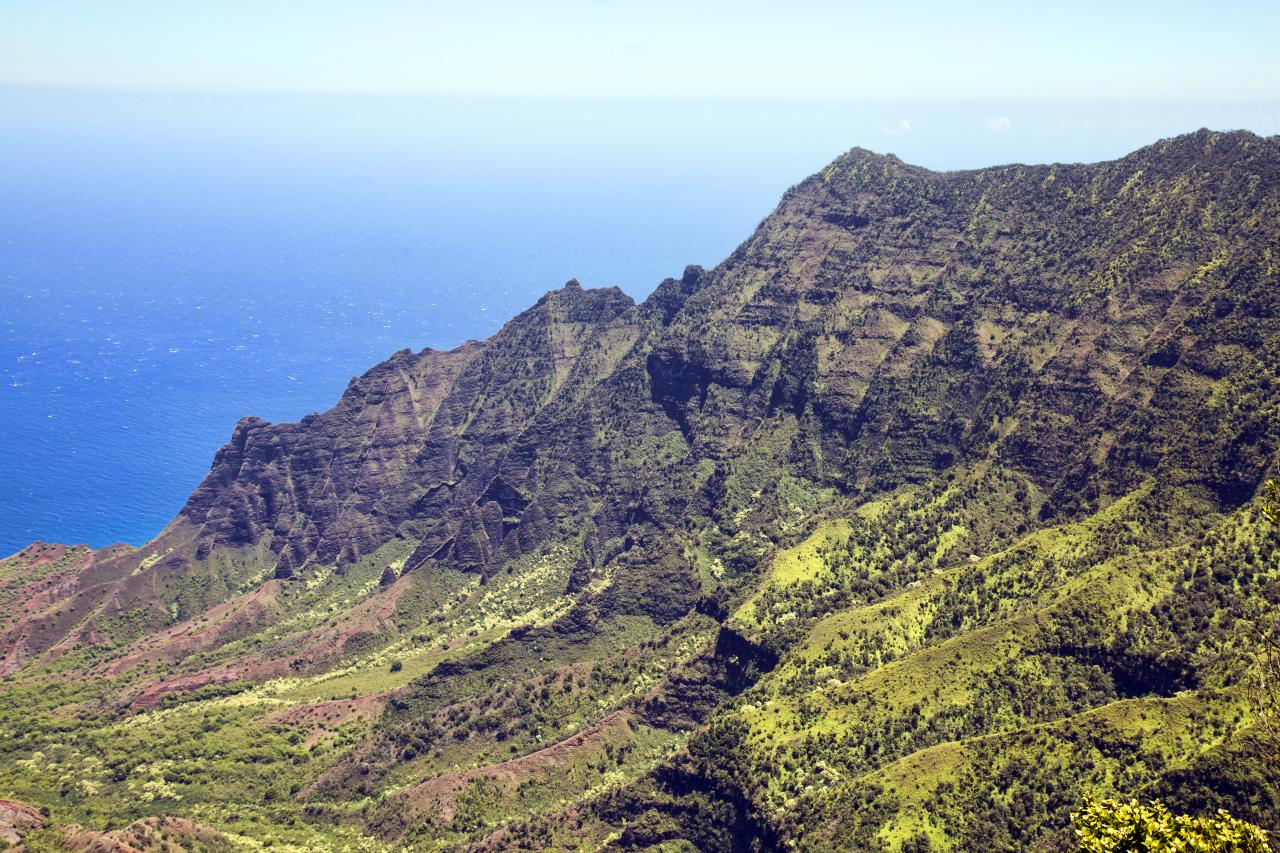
[
  {"x1": 2, "y1": 130, "x2": 1279, "y2": 849},
  {"x1": 1073, "y1": 797, "x2": 1270, "y2": 852}
]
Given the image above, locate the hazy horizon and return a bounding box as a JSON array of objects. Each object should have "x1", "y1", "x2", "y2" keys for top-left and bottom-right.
[{"x1": 5, "y1": 1, "x2": 1278, "y2": 101}]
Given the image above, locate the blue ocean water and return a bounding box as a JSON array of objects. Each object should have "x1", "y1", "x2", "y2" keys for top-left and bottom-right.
[{"x1": 4, "y1": 90, "x2": 1278, "y2": 554}]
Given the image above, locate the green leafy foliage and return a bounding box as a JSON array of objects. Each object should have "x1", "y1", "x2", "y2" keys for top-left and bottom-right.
[
  {"x1": 1073, "y1": 796, "x2": 1270, "y2": 852},
  {"x1": 1264, "y1": 481, "x2": 1280, "y2": 527}
]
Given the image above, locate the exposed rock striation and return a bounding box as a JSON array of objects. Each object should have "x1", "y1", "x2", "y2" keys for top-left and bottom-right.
[{"x1": 180, "y1": 281, "x2": 644, "y2": 579}]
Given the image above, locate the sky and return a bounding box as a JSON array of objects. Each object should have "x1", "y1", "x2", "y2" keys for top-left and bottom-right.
[{"x1": 2, "y1": 0, "x2": 1279, "y2": 102}]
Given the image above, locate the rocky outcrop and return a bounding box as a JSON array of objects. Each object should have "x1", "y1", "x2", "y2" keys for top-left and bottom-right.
[{"x1": 0, "y1": 799, "x2": 43, "y2": 846}]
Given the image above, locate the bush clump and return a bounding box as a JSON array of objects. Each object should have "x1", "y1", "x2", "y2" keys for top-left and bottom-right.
[{"x1": 1073, "y1": 796, "x2": 1271, "y2": 852}]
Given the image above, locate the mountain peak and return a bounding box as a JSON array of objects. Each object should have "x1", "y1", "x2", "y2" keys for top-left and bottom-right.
[{"x1": 529, "y1": 278, "x2": 636, "y2": 320}]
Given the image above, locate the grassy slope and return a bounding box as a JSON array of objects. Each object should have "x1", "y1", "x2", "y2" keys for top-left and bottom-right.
[
  {"x1": 694, "y1": 482, "x2": 1278, "y2": 850},
  {"x1": 0, "y1": 527, "x2": 722, "y2": 850},
  {"x1": 0, "y1": 480, "x2": 1276, "y2": 851}
]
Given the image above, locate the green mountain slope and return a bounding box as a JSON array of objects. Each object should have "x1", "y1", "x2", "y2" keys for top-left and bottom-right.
[{"x1": 1, "y1": 129, "x2": 1279, "y2": 851}]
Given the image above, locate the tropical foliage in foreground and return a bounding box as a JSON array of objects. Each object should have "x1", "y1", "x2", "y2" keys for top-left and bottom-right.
[{"x1": 1074, "y1": 797, "x2": 1270, "y2": 852}]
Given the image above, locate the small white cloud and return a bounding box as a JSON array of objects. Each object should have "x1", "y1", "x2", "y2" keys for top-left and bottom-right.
[
  {"x1": 984, "y1": 116, "x2": 1013, "y2": 132},
  {"x1": 880, "y1": 118, "x2": 911, "y2": 136}
]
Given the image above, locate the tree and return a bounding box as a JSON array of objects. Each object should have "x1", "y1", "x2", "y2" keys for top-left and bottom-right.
[
  {"x1": 1263, "y1": 481, "x2": 1280, "y2": 526},
  {"x1": 1254, "y1": 480, "x2": 1280, "y2": 759},
  {"x1": 1073, "y1": 797, "x2": 1271, "y2": 852},
  {"x1": 1256, "y1": 624, "x2": 1280, "y2": 760}
]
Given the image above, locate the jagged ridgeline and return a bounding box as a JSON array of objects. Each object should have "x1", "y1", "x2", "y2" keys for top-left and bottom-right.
[{"x1": 1, "y1": 129, "x2": 1278, "y2": 851}]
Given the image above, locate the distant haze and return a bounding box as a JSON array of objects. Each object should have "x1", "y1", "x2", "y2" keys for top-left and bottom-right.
[{"x1": 3, "y1": 1, "x2": 1278, "y2": 102}]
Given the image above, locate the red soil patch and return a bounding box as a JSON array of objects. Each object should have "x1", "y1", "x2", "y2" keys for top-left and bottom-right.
[
  {"x1": 126, "y1": 664, "x2": 256, "y2": 710},
  {"x1": 122, "y1": 573, "x2": 417, "y2": 710},
  {"x1": 104, "y1": 580, "x2": 284, "y2": 676},
  {"x1": 263, "y1": 693, "x2": 387, "y2": 747},
  {"x1": 399, "y1": 711, "x2": 632, "y2": 823},
  {"x1": 59, "y1": 815, "x2": 230, "y2": 852},
  {"x1": 0, "y1": 545, "x2": 98, "y2": 675}
]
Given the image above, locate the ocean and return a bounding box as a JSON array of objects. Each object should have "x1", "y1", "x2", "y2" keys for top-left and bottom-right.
[{"x1": 3, "y1": 90, "x2": 1277, "y2": 554}]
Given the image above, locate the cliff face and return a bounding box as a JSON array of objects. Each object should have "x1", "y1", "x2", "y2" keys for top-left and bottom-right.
[
  {"x1": 2, "y1": 130, "x2": 1280, "y2": 851},
  {"x1": 169, "y1": 130, "x2": 1278, "y2": 595},
  {"x1": 652, "y1": 130, "x2": 1279, "y2": 503},
  {"x1": 180, "y1": 281, "x2": 643, "y2": 578}
]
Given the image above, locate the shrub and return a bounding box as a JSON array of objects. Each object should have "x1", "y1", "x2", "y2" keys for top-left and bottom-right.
[{"x1": 1073, "y1": 796, "x2": 1271, "y2": 852}]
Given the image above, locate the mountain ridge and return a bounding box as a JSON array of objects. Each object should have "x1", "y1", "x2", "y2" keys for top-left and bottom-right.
[{"x1": 1, "y1": 128, "x2": 1278, "y2": 851}]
